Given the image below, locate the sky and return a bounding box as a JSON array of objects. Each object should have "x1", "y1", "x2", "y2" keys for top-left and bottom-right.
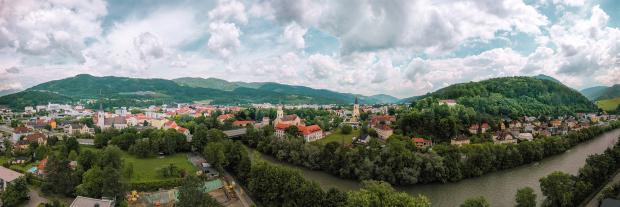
[{"x1": 0, "y1": 0, "x2": 619, "y2": 98}]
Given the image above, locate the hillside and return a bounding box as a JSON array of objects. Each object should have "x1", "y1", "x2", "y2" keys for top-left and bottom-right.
[
  {"x1": 581, "y1": 86, "x2": 611, "y2": 100},
  {"x1": 596, "y1": 97, "x2": 620, "y2": 112},
  {"x1": 533, "y1": 74, "x2": 562, "y2": 84},
  {"x1": 173, "y1": 77, "x2": 395, "y2": 104},
  {"x1": 0, "y1": 74, "x2": 399, "y2": 110},
  {"x1": 427, "y1": 76, "x2": 597, "y2": 116}
]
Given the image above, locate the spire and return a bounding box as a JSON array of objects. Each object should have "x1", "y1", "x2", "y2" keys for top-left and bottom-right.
[
  {"x1": 355, "y1": 96, "x2": 358, "y2": 105},
  {"x1": 98, "y1": 89, "x2": 103, "y2": 112}
]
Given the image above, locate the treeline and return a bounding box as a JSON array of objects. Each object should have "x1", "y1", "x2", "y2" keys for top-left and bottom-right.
[
  {"x1": 539, "y1": 134, "x2": 620, "y2": 206},
  {"x1": 202, "y1": 137, "x2": 431, "y2": 206},
  {"x1": 241, "y1": 121, "x2": 620, "y2": 185},
  {"x1": 94, "y1": 128, "x2": 190, "y2": 156},
  {"x1": 428, "y1": 76, "x2": 597, "y2": 117}
]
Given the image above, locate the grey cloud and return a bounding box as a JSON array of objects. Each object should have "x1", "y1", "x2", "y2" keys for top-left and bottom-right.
[
  {"x1": 5, "y1": 66, "x2": 20, "y2": 74},
  {"x1": 133, "y1": 32, "x2": 164, "y2": 61}
]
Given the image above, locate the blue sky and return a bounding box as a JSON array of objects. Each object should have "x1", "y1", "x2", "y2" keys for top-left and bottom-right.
[{"x1": 0, "y1": 0, "x2": 619, "y2": 98}]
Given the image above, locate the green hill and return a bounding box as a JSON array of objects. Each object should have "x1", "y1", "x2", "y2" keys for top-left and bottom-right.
[
  {"x1": 596, "y1": 97, "x2": 620, "y2": 112},
  {"x1": 580, "y1": 86, "x2": 611, "y2": 100},
  {"x1": 0, "y1": 74, "x2": 399, "y2": 110},
  {"x1": 533, "y1": 74, "x2": 562, "y2": 84},
  {"x1": 426, "y1": 76, "x2": 597, "y2": 117}
]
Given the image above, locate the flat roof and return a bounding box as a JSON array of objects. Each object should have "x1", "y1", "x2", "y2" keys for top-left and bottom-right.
[
  {"x1": 0, "y1": 166, "x2": 23, "y2": 182},
  {"x1": 70, "y1": 196, "x2": 114, "y2": 207}
]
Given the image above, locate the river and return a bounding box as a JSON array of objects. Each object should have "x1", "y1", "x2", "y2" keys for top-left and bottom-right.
[{"x1": 253, "y1": 128, "x2": 620, "y2": 206}]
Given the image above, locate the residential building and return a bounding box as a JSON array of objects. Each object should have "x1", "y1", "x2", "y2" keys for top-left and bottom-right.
[
  {"x1": 299, "y1": 125, "x2": 324, "y2": 142},
  {"x1": 493, "y1": 131, "x2": 517, "y2": 144},
  {"x1": 0, "y1": 166, "x2": 23, "y2": 191},
  {"x1": 217, "y1": 114, "x2": 235, "y2": 123},
  {"x1": 233, "y1": 120, "x2": 255, "y2": 127},
  {"x1": 374, "y1": 124, "x2": 393, "y2": 140},
  {"x1": 70, "y1": 196, "x2": 115, "y2": 207},
  {"x1": 438, "y1": 99, "x2": 457, "y2": 107},
  {"x1": 412, "y1": 137, "x2": 432, "y2": 149},
  {"x1": 451, "y1": 135, "x2": 470, "y2": 146}
]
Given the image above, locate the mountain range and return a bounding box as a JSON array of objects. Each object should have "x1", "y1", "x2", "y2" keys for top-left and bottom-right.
[{"x1": 0, "y1": 74, "x2": 608, "y2": 114}]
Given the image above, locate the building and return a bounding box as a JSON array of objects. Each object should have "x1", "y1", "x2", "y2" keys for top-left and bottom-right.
[
  {"x1": 299, "y1": 125, "x2": 324, "y2": 142},
  {"x1": 273, "y1": 105, "x2": 302, "y2": 127},
  {"x1": 0, "y1": 166, "x2": 23, "y2": 191},
  {"x1": 493, "y1": 131, "x2": 517, "y2": 144},
  {"x1": 12, "y1": 126, "x2": 31, "y2": 142},
  {"x1": 274, "y1": 123, "x2": 289, "y2": 138},
  {"x1": 23, "y1": 132, "x2": 47, "y2": 145},
  {"x1": 439, "y1": 99, "x2": 457, "y2": 107},
  {"x1": 374, "y1": 124, "x2": 393, "y2": 140},
  {"x1": 351, "y1": 97, "x2": 360, "y2": 122},
  {"x1": 518, "y1": 133, "x2": 534, "y2": 141},
  {"x1": 412, "y1": 137, "x2": 432, "y2": 149},
  {"x1": 233, "y1": 120, "x2": 255, "y2": 127},
  {"x1": 451, "y1": 135, "x2": 470, "y2": 146},
  {"x1": 70, "y1": 196, "x2": 115, "y2": 207},
  {"x1": 217, "y1": 114, "x2": 235, "y2": 123},
  {"x1": 63, "y1": 123, "x2": 94, "y2": 135},
  {"x1": 370, "y1": 115, "x2": 396, "y2": 128}
]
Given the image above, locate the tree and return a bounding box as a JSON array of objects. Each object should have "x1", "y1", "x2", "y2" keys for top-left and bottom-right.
[
  {"x1": 101, "y1": 166, "x2": 125, "y2": 199},
  {"x1": 1, "y1": 177, "x2": 29, "y2": 206},
  {"x1": 65, "y1": 137, "x2": 80, "y2": 154},
  {"x1": 129, "y1": 139, "x2": 153, "y2": 158},
  {"x1": 68, "y1": 150, "x2": 78, "y2": 161},
  {"x1": 323, "y1": 188, "x2": 347, "y2": 207},
  {"x1": 177, "y1": 176, "x2": 222, "y2": 207},
  {"x1": 539, "y1": 171, "x2": 575, "y2": 207},
  {"x1": 341, "y1": 124, "x2": 352, "y2": 134},
  {"x1": 460, "y1": 196, "x2": 490, "y2": 207},
  {"x1": 285, "y1": 125, "x2": 300, "y2": 137},
  {"x1": 123, "y1": 162, "x2": 134, "y2": 179},
  {"x1": 76, "y1": 166, "x2": 104, "y2": 197},
  {"x1": 203, "y1": 142, "x2": 228, "y2": 172},
  {"x1": 346, "y1": 181, "x2": 431, "y2": 207},
  {"x1": 515, "y1": 187, "x2": 536, "y2": 207},
  {"x1": 42, "y1": 154, "x2": 80, "y2": 196},
  {"x1": 99, "y1": 145, "x2": 123, "y2": 169},
  {"x1": 78, "y1": 150, "x2": 98, "y2": 171}
]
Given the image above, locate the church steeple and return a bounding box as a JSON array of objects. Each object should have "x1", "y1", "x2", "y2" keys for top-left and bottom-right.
[{"x1": 354, "y1": 96, "x2": 358, "y2": 104}]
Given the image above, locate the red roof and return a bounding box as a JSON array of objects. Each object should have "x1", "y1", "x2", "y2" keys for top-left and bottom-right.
[
  {"x1": 275, "y1": 123, "x2": 290, "y2": 130},
  {"x1": 14, "y1": 126, "x2": 29, "y2": 134},
  {"x1": 24, "y1": 132, "x2": 46, "y2": 143},
  {"x1": 299, "y1": 125, "x2": 322, "y2": 135},
  {"x1": 177, "y1": 127, "x2": 188, "y2": 133},
  {"x1": 233, "y1": 120, "x2": 255, "y2": 126},
  {"x1": 37, "y1": 158, "x2": 48, "y2": 171},
  {"x1": 481, "y1": 123, "x2": 490, "y2": 129},
  {"x1": 469, "y1": 124, "x2": 479, "y2": 130},
  {"x1": 217, "y1": 114, "x2": 235, "y2": 120},
  {"x1": 412, "y1": 137, "x2": 429, "y2": 143},
  {"x1": 164, "y1": 120, "x2": 178, "y2": 129},
  {"x1": 375, "y1": 124, "x2": 392, "y2": 131}
]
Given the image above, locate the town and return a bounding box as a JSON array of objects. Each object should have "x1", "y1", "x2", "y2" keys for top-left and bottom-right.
[{"x1": 0, "y1": 97, "x2": 618, "y2": 207}]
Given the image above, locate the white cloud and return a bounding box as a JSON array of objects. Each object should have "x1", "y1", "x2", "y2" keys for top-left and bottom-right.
[
  {"x1": 208, "y1": 0, "x2": 248, "y2": 24},
  {"x1": 208, "y1": 22, "x2": 242, "y2": 59},
  {"x1": 283, "y1": 22, "x2": 308, "y2": 49}
]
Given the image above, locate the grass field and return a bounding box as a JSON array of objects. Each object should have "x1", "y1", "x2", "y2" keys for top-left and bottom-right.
[
  {"x1": 81, "y1": 146, "x2": 197, "y2": 183},
  {"x1": 315, "y1": 129, "x2": 360, "y2": 145},
  {"x1": 597, "y1": 97, "x2": 620, "y2": 112}
]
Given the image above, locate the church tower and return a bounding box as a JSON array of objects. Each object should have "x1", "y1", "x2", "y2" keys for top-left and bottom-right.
[
  {"x1": 97, "y1": 90, "x2": 105, "y2": 129},
  {"x1": 276, "y1": 104, "x2": 284, "y2": 120},
  {"x1": 352, "y1": 96, "x2": 360, "y2": 121}
]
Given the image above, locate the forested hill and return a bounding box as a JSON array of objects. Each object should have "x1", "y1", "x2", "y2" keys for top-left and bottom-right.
[
  {"x1": 426, "y1": 76, "x2": 598, "y2": 117},
  {"x1": 0, "y1": 74, "x2": 397, "y2": 110},
  {"x1": 580, "y1": 84, "x2": 620, "y2": 101}
]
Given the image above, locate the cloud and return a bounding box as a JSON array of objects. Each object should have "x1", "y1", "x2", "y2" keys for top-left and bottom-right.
[
  {"x1": 258, "y1": 0, "x2": 548, "y2": 55},
  {"x1": 0, "y1": 0, "x2": 107, "y2": 63},
  {"x1": 134, "y1": 32, "x2": 164, "y2": 61},
  {"x1": 209, "y1": 0, "x2": 248, "y2": 24},
  {"x1": 5, "y1": 66, "x2": 20, "y2": 74},
  {"x1": 283, "y1": 22, "x2": 308, "y2": 49},
  {"x1": 207, "y1": 22, "x2": 242, "y2": 58}
]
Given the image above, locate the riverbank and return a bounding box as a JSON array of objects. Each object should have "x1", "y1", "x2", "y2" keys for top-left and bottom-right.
[{"x1": 254, "y1": 128, "x2": 620, "y2": 206}]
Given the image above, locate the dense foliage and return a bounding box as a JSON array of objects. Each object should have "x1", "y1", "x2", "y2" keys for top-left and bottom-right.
[
  {"x1": 427, "y1": 77, "x2": 597, "y2": 117},
  {"x1": 539, "y1": 133, "x2": 620, "y2": 206},
  {"x1": 243, "y1": 121, "x2": 620, "y2": 186}
]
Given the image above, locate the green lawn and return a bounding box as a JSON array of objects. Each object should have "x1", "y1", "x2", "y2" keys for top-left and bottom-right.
[
  {"x1": 81, "y1": 145, "x2": 197, "y2": 183},
  {"x1": 597, "y1": 97, "x2": 620, "y2": 112},
  {"x1": 315, "y1": 129, "x2": 359, "y2": 145}
]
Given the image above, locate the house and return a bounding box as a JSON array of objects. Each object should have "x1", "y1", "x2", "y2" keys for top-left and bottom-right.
[
  {"x1": 70, "y1": 196, "x2": 115, "y2": 207},
  {"x1": 354, "y1": 134, "x2": 371, "y2": 144},
  {"x1": 12, "y1": 126, "x2": 30, "y2": 142},
  {"x1": 374, "y1": 124, "x2": 393, "y2": 140},
  {"x1": 63, "y1": 123, "x2": 94, "y2": 135},
  {"x1": 37, "y1": 158, "x2": 48, "y2": 175},
  {"x1": 274, "y1": 123, "x2": 289, "y2": 138},
  {"x1": 298, "y1": 125, "x2": 323, "y2": 142},
  {"x1": 163, "y1": 120, "x2": 192, "y2": 140},
  {"x1": 274, "y1": 115, "x2": 302, "y2": 127},
  {"x1": 469, "y1": 124, "x2": 479, "y2": 134},
  {"x1": 509, "y1": 120, "x2": 522, "y2": 129},
  {"x1": 370, "y1": 115, "x2": 396, "y2": 128},
  {"x1": 550, "y1": 119, "x2": 562, "y2": 127},
  {"x1": 0, "y1": 166, "x2": 24, "y2": 191},
  {"x1": 493, "y1": 131, "x2": 517, "y2": 144},
  {"x1": 451, "y1": 135, "x2": 470, "y2": 146},
  {"x1": 217, "y1": 114, "x2": 235, "y2": 123},
  {"x1": 438, "y1": 99, "x2": 457, "y2": 106},
  {"x1": 23, "y1": 132, "x2": 47, "y2": 145},
  {"x1": 233, "y1": 120, "x2": 255, "y2": 127},
  {"x1": 517, "y1": 133, "x2": 534, "y2": 141},
  {"x1": 412, "y1": 138, "x2": 432, "y2": 149}
]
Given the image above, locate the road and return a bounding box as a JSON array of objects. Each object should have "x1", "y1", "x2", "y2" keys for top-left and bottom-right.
[
  {"x1": 77, "y1": 139, "x2": 94, "y2": 145},
  {"x1": 23, "y1": 188, "x2": 49, "y2": 207}
]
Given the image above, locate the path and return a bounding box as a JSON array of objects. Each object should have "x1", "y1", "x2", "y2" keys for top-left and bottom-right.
[
  {"x1": 584, "y1": 170, "x2": 620, "y2": 207},
  {"x1": 22, "y1": 188, "x2": 48, "y2": 207}
]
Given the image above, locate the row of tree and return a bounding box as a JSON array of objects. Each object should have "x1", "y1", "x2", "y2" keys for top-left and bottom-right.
[
  {"x1": 539, "y1": 134, "x2": 620, "y2": 206},
  {"x1": 94, "y1": 127, "x2": 190, "y2": 157},
  {"x1": 240, "y1": 121, "x2": 620, "y2": 186}
]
